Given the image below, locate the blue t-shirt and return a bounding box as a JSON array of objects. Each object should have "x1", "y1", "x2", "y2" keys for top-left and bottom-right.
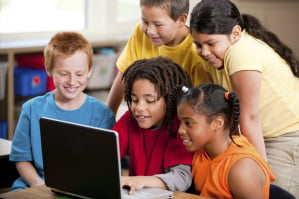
[{"x1": 9, "y1": 91, "x2": 115, "y2": 191}]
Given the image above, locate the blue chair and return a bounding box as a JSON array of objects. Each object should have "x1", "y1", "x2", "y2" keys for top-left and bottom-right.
[{"x1": 269, "y1": 184, "x2": 296, "y2": 199}]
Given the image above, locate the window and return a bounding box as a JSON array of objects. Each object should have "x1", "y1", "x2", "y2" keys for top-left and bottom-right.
[
  {"x1": 0, "y1": 0, "x2": 140, "y2": 40},
  {"x1": 117, "y1": 0, "x2": 140, "y2": 22},
  {"x1": 0, "y1": 0, "x2": 85, "y2": 33}
]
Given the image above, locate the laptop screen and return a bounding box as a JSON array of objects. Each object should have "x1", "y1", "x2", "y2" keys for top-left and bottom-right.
[{"x1": 40, "y1": 117, "x2": 122, "y2": 199}]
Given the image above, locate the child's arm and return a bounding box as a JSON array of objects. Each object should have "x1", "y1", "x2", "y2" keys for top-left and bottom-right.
[
  {"x1": 228, "y1": 158, "x2": 266, "y2": 199},
  {"x1": 154, "y1": 164, "x2": 192, "y2": 191},
  {"x1": 106, "y1": 71, "x2": 125, "y2": 115},
  {"x1": 230, "y1": 70, "x2": 267, "y2": 160},
  {"x1": 16, "y1": 161, "x2": 45, "y2": 187},
  {"x1": 121, "y1": 164, "x2": 191, "y2": 194}
]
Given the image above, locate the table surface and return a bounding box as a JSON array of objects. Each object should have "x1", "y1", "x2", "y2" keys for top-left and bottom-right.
[
  {"x1": 0, "y1": 139, "x2": 12, "y2": 159},
  {"x1": 0, "y1": 185, "x2": 209, "y2": 199}
]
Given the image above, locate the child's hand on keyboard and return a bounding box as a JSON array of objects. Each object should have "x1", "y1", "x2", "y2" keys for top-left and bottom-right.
[
  {"x1": 121, "y1": 176, "x2": 145, "y2": 194},
  {"x1": 121, "y1": 175, "x2": 168, "y2": 195}
]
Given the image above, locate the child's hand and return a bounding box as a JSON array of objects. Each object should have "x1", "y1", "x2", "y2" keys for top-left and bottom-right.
[
  {"x1": 30, "y1": 178, "x2": 45, "y2": 187},
  {"x1": 121, "y1": 176, "x2": 145, "y2": 194}
]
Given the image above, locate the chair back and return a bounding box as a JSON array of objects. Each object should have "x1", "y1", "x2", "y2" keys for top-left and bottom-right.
[{"x1": 269, "y1": 184, "x2": 296, "y2": 199}]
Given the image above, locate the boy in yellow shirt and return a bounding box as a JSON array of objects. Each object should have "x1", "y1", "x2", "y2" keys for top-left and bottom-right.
[{"x1": 106, "y1": 0, "x2": 212, "y2": 115}]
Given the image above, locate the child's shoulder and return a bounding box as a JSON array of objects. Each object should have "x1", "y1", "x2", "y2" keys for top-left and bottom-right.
[
  {"x1": 85, "y1": 94, "x2": 113, "y2": 111},
  {"x1": 23, "y1": 91, "x2": 53, "y2": 106},
  {"x1": 132, "y1": 23, "x2": 146, "y2": 38},
  {"x1": 86, "y1": 94, "x2": 104, "y2": 105}
]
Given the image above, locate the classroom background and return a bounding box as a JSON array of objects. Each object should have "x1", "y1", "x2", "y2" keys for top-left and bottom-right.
[
  {"x1": 0, "y1": 0, "x2": 298, "y2": 140},
  {"x1": 0, "y1": 0, "x2": 298, "y2": 195}
]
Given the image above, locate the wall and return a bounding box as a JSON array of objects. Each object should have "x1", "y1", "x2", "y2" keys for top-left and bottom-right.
[{"x1": 189, "y1": 0, "x2": 299, "y2": 57}]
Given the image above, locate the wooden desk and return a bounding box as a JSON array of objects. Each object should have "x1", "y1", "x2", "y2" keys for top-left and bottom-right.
[
  {"x1": 0, "y1": 185, "x2": 208, "y2": 199},
  {"x1": 0, "y1": 138, "x2": 11, "y2": 159}
]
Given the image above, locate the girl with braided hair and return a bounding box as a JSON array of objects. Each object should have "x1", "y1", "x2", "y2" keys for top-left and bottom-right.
[
  {"x1": 174, "y1": 83, "x2": 275, "y2": 199},
  {"x1": 189, "y1": 0, "x2": 299, "y2": 196},
  {"x1": 111, "y1": 56, "x2": 193, "y2": 194}
]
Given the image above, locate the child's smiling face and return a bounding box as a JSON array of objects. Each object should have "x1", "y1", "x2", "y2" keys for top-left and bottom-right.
[
  {"x1": 140, "y1": 5, "x2": 185, "y2": 47},
  {"x1": 177, "y1": 101, "x2": 214, "y2": 152},
  {"x1": 130, "y1": 78, "x2": 166, "y2": 129},
  {"x1": 49, "y1": 50, "x2": 91, "y2": 104}
]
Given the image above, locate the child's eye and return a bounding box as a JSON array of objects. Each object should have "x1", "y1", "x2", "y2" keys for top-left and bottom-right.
[
  {"x1": 142, "y1": 20, "x2": 148, "y2": 25},
  {"x1": 185, "y1": 121, "x2": 192, "y2": 127},
  {"x1": 147, "y1": 100, "x2": 156, "y2": 104},
  {"x1": 131, "y1": 98, "x2": 138, "y2": 103},
  {"x1": 195, "y1": 43, "x2": 202, "y2": 50}
]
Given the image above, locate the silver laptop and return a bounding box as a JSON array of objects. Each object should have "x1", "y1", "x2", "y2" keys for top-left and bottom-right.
[{"x1": 39, "y1": 117, "x2": 173, "y2": 199}]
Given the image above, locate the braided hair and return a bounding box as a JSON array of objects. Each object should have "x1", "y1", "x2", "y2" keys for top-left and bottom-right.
[
  {"x1": 122, "y1": 56, "x2": 192, "y2": 135},
  {"x1": 174, "y1": 83, "x2": 241, "y2": 145}
]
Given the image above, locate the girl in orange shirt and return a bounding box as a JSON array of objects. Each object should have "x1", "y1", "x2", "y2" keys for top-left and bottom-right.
[{"x1": 171, "y1": 83, "x2": 275, "y2": 199}]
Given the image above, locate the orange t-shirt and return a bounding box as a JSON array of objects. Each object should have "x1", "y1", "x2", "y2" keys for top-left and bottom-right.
[{"x1": 192, "y1": 135, "x2": 275, "y2": 199}]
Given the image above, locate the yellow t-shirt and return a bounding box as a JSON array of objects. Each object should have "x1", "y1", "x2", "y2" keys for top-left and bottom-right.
[
  {"x1": 211, "y1": 31, "x2": 299, "y2": 137},
  {"x1": 116, "y1": 24, "x2": 212, "y2": 86}
]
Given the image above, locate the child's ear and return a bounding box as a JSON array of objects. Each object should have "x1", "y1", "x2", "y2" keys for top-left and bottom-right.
[
  {"x1": 46, "y1": 68, "x2": 52, "y2": 77},
  {"x1": 178, "y1": 13, "x2": 188, "y2": 26},
  {"x1": 212, "y1": 115, "x2": 225, "y2": 130},
  {"x1": 87, "y1": 68, "x2": 92, "y2": 78},
  {"x1": 230, "y1": 25, "x2": 242, "y2": 43}
]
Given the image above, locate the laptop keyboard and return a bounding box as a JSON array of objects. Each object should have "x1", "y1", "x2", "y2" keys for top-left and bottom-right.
[{"x1": 121, "y1": 189, "x2": 155, "y2": 199}]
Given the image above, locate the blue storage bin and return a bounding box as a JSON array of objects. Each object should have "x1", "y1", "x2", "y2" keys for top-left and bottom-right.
[
  {"x1": 14, "y1": 67, "x2": 47, "y2": 97},
  {"x1": 0, "y1": 121, "x2": 8, "y2": 139}
]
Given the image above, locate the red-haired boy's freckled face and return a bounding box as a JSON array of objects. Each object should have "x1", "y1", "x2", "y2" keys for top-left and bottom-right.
[
  {"x1": 140, "y1": 6, "x2": 182, "y2": 47},
  {"x1": 130, "y1": 79, "x2": 166, "y2": 129},
  {"x1": 50, "y1": 50, "x2": 91, "y2": 103}
]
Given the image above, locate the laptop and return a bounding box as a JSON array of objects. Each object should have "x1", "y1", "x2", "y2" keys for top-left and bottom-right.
[{"x1": 39, "y1": 117, "x2": 173, "y2": 199}]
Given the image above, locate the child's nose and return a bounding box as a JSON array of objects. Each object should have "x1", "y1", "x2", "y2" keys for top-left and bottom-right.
[
  {"x1": 67, "y1": 74, "x2": 76, "y2": 85},
  {"x1": 201, "y1": 47, "x2": 211, "y2": 57},
  {"x1": 178, "y1": 125, "x2": 185, "y2": 136},
  {"x1": 135, "y1": 101, "x2": 146, "y2": 111},
  {"x1": 147, "y1": 24, "x2": 156, "y2": 35}
]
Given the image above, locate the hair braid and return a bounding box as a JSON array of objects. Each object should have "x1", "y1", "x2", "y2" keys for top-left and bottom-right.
[
  {"x1": 167, "y1": 86, "x2": 185, "y2": 136},
  {"x1": 227, "y1": 92, "x2": 240, "y2": 145}
]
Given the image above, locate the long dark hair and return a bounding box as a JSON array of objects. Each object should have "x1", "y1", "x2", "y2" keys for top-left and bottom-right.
[{"x1": 190, "y1": 0, "x2": 299, "y2": 77}]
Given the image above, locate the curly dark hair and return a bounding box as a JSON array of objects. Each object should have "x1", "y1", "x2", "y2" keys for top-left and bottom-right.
[{"x1": 122, "y1": 56, "x2": 192, "y2": 136}]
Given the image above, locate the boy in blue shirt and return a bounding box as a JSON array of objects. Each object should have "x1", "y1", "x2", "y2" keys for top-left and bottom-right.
[{"x1": 9, "y1": 32, "x2": 115, "y2": 191}]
